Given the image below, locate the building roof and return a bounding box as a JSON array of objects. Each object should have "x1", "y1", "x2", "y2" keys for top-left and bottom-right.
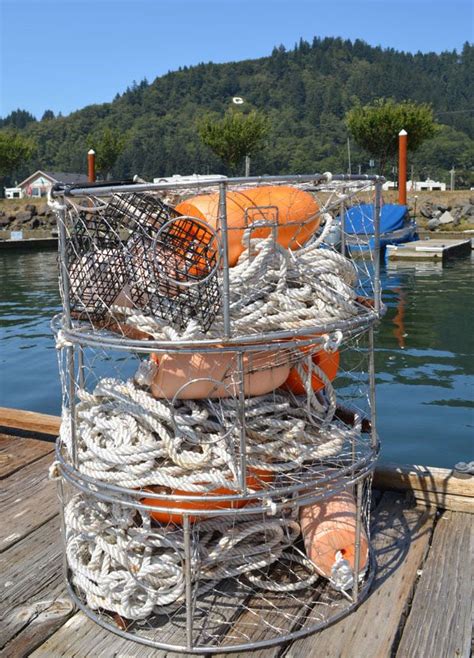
[{"x1": 18, "y1": 170, "x2": 89, "y2": 188}]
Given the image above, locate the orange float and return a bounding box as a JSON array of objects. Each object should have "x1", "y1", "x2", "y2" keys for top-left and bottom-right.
[
  {"x1": 141, "y1": 468, "x2": 275, "y2": 524},
  {"x1": 299, "y1": 491, "x2": 369, "y2": 578},
  {"x1": 283, "y1": 349, "x2": 339, "y2": 395},
  {"x1": 150, "y1": 351, "x2": 290, "y2": 399},
  {"x1": 175, "y1": 186, "x2": 320, "y2": 267}
]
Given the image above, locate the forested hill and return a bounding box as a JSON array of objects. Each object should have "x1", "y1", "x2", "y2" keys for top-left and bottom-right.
[{"x1": 3, "y1": 37, "x2": 474, "y2": 183}]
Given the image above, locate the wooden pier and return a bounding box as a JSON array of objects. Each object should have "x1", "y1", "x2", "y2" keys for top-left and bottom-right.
[
  {"x1": 386, "y1": 238, "x2": 472, "y2": 262},
  {"x1": 0, "y1": 408, "x2": 472, "y2": 658}
]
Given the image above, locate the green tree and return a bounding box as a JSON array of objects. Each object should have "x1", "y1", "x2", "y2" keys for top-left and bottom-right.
[
  {"x1": 0, "y1": 130, "x2": 36, "y2": 186},
  {"x1": 346, "y1": 98, "x2": 437, "y2": 175},
  {"x1": 88, "y1": 127, "x2": 128, "y2": 180},
  {"x1": 0, "y1": 109, "x2": 36, "y2": 129},
  {"x1": 198, "y1": 109, "x2": 270, "y2": 173}
]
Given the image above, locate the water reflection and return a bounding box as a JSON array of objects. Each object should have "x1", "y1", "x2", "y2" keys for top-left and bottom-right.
[
  {"x1": 376, "y1": 254, "x2": 474, "y2": 467},
  {"x1": 0, "y1": 249, "x2": 472, "y2": 467}
]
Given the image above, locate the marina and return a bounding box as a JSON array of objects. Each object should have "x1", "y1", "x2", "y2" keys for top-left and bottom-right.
[
  {"x1": 0, "y1": 410, "x2": 472, "y2": 657},
  {"x1": 2, "y1": 5, "x2": 473, "y2": 655}
]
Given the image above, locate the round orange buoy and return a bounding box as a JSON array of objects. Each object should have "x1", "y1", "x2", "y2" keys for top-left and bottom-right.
[
  {"x1": 283, "y1": 349, "x2": 339, "y2": 395},
  {"x1": 141, "y1": 468, "x2": 274, "y2": 524},
  {"x1": 299, "y1": 491, "x2": 369, "y2": 578},
  {"x1": 150, "y1": 351, "x2": 290, "y2": 399},
  {"x1": 175, "y1": 186, "x2": 320, "y2": 266}
]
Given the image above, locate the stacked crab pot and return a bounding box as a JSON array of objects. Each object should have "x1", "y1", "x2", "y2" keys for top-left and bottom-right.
[{"x1": 51, "y1": 176, "x2": 382, "y2": 652}]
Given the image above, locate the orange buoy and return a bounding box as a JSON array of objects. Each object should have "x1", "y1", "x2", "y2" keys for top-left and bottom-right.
[
  {"x1": 150, "y1": 351, "x2": 290, "y2": 399},
  {"x1": 283, "y1": 349, "x2": 339, "y2": 395},
  {"x1": 299, "y1": 491, "x2": 369, "y2": 578},
  {"x1": 175, "y1": 186, "x2": 320, "y2": 266},
  {"x1": 142, "y1": 468, "x2": 275, "y2": 524}
]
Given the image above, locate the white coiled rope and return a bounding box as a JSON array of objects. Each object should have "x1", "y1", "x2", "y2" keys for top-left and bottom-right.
[
  {"x1": 60, "y1": 369, "x2": 360, "y2": 492},
  {"x1": 114, "y1": 234, "x2": 362, "y2": 341},
  {"x1": 65, "y1": 492, "x2": 319, "y2": 620}
]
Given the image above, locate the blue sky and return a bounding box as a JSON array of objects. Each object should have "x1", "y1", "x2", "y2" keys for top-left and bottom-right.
[{"x1": 0, "y1": 0, "x2": 472, "y2": 119}]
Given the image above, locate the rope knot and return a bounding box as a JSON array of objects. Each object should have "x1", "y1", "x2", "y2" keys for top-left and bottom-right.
[
  {"x1": 321, "y1": 330, "x2": 343, "y2": 353},
  {"x1": 48, "y1": 460, "x2": 62, "y2": 481},
  {"x1": 55, "y1": 330, "x2": 72, "y2": 349}
]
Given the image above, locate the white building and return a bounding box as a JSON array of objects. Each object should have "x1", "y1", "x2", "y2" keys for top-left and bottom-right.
[
  {"x1": 4, "y1": 170, "x2": 89, "y2": 199},
  {"x1": 408, "y1": 178, "x2": 446, "y2": 192},
  {"x1": 382, "y1": 179, "x2": 447, "y2": 192}
]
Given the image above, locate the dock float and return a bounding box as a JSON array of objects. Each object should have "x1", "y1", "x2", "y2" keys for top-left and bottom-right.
[
  {"x1": 0, "y1": 237, "x2": 58, "y2": 251},
  {"x1": 387, "y1": 238, "x2": 472, "y2": 261},
  {"x1": 0, "y1": 408, "x2": 472, "y2": 657}
]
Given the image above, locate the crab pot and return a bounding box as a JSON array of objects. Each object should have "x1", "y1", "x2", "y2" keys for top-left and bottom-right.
[
  {"x1": 50, "y1": 174, "x2": 384, "y2": 653},
  {"x1": 65, "y1": 210, "x2": 129, "y2": 319},
  {"x1": 57, "y1": 458, "x2": 374, "y2": 652},
  {"x1": 61, "y1": 193, "x2": 221, "y2": 331}
]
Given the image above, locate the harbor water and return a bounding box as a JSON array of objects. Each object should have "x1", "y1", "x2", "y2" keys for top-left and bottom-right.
[{"x1": 0, "y1": 247, "x2": 472, "y2": 468}]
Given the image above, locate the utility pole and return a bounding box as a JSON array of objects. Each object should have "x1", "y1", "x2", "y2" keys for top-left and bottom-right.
[
  {"x1": 347, "y1": 138, "x2": 352, "y2": 175},
  {"x1": 245, "y1": 155, "x2": 250, "y2": 177}
]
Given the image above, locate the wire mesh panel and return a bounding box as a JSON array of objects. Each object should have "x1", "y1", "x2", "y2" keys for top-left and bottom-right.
[
  {"x1": 62, "y1": 193, "x2": 221, "y2": 331},
  {"x1": 50, "y1": 173, "x2": 383, "y2": 652},
  {"x1": 58, "y1": 468, "x2": 374, "y2": 652}
]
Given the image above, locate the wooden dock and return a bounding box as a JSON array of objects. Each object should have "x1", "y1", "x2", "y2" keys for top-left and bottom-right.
[
  {"x1": 0, "y1": 409, "x2": 472, "y2": 657},
  {"x1": 386, "y1": 238, "x2": 472, "y2": 261}
]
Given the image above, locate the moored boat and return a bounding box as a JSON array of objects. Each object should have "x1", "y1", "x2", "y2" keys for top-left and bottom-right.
[{"x1": 343, "y1": 203, "x2": 418, "y2": 257}]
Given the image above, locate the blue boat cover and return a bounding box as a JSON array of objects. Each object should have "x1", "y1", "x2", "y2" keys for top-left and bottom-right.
[{"x1": 344, "y1": 203, "x2": 408, "y2": 235}]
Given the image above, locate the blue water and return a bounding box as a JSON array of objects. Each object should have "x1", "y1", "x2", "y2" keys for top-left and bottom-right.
[{"x1": 0, "y1": 248, "x2": 472, "y2": 468}]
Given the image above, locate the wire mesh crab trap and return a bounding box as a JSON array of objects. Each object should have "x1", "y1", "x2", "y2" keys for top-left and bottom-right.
[
  {"x1": 61, "y1": 192, "x2": 221, "y2": 331},
  {"x1": 50, "y1": 173, "x2": 384, "y2": 653}
]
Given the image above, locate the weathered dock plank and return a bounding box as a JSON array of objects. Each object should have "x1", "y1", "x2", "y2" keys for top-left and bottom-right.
[
  {"x1": 0, "y1": 406, "x2": 60, "y2": 438},
  {"x1": 395, "y1": 510, "x2": 473, "y2": 658},
  {"x1": 283, "y1": 493, "x2": 436, "y2": 658},
  {"x1": 214, "y1": 577, "x2": 323, "y2": 657},
  {"x1": 0, "y1": 516, "x2": 73, "y2": 658},
  {"x1": 29, "y1": 612, "x2": 178, "y2": 658},
  {"x1": 410, "y1": 489, "x2": 473, "y2": 514},
  {"x1": 0, "y1": 434, "x2": 54, "y2": 479},
  {"x1": 30, "y1": 577, "x2": 252, "y2": 656},
  {"x1": 0, "y1": 453, "x2": 57, "y2": 551},
  {"x1": 374, "y1": 463, "x2": 474, "y2": 513}
]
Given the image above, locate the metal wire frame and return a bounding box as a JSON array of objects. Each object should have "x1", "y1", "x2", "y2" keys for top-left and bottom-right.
[
  {"x1": 56, "y1": 441, "x2": 378, "y2": 516},
  {"x1": 53, "y1": 309, "x2": 379, "y2": 527},
  {"x1": 52, "y1": 173, "x2": 385, "y2": 198},
  {"x1": 53, "y1": 174, "x2": 384, "y2": 346},
  {"x1": 51, "y1": 173, "x2": 382, "y2": 652},
  {"x1": 63, "y1": 557, "x2": 376, "y2": 654},
  {"x1": 59, "y1": 466, "x2": 376, "y2": 654},
  {"x1": 57, "y1": 470, "x2": 375, "y2": 653},
  {"x1": 51, "y1": 308, "x2": 385, "y2": 353}
]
